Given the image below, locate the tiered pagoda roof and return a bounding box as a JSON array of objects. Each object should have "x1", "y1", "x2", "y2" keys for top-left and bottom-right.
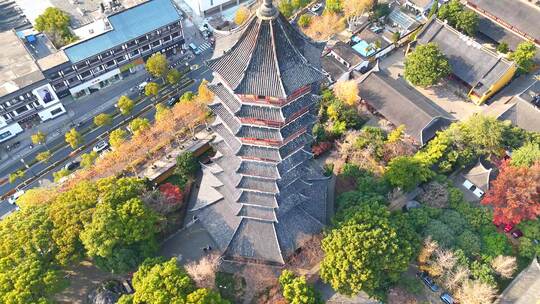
[{"x1": 192, "y1": 0, "x2": 329, "y2": 265}]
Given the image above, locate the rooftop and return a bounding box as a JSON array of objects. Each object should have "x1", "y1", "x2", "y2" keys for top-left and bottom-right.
[
  {"x1": 476, "y1": 15, "x2": 525, "y2": 51},
  {"x1": 0, "y1": 30, "x2": 44, "y2": 98},
  {"x1": 466, "y1": 0, "x2": 540, "y2": 43},
  {"x1": 496, "y1": 80, "x2": 540, "y2": 133},
  {"x1": 330, "y1": 41, "x2": 365, "y2": 67},
  {"x1": 461, "y1": 158, "x2": 496, "y2": 193},
  {"x1": 63, "y1": 0, "x2": 181, "y2": 63},
  {"x1": 496, "y1": 258, "x2": 540, "y2": 304},
  {"x1": 417, "y1": 17, "x2": 515, "y2": 95},
  {"x1": 321, "y1": 56, "x2": 349, "y2": 82},
  {"x1": 0, "y1": 0, "x2": 30, "y2": 32},
  {"x1": 357, "y1": 69, "x2": 454, "y2": 145}
]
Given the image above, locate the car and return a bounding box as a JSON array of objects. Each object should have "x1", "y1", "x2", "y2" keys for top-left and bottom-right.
[
  {"x1": 188, "y1": 43, "x2": 201, "y2": 55},
  {"x1": 8, "y1": 190, "x2": 24, "y2": 204},
  {"x1": 190, "y1": 64, "x2": 200, "y2": 71},
  {"x1": 440, "y1": 292, "x2": 454, "y2": 304},
  {"x1": 138, "y1": 82, "x2": 148, "y2": 92},
  {"x1": 504, "y1": 223, "x2": 514, "y2": 233},
  {"x1": 417, "y1": 272, "x2": 440, "y2": 292},
  {"x1": 93, "y1": 140, "x2": 109, "y2": 153},
  {"x1": 511, "y1": 229, "x2": 523, "y2": 238},
  {"x1": 64, "y1": 160, "x2": 81, "y2": 171},
  {"x1": 167, "y1": 96, "x2": 178, "y2": 107},
  {"x1": 310, "y1": 3, "x2": 323, "y2": 13}
]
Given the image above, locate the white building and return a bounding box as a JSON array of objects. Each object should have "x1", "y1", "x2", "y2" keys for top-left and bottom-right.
[{"x1": 184, "y1": 0, "x2": 244, "y2": 16}]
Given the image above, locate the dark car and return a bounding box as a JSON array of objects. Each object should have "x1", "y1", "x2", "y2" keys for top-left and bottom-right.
[
  {"x1": 417, "y1": 272, "x2": 440, "y2": 292},
  {"x1": 167, "y1": 96, "x2": 178, "y2": 107},
  {"x1": 440, "y1": 292, "x2": 454, "y2": 304},
  {"x1": 512, "y1": 229, "x2": 523, "y2": 238},
  {"x1": 64, "y1": 161, "x2": 80, "y2": 171}
]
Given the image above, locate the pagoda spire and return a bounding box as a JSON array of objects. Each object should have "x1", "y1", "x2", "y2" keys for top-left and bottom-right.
[{"x1": 258, "y1": 0, "x2": 278, "y2": 19}]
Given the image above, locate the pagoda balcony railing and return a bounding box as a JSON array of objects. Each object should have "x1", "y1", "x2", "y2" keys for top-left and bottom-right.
[
  {"x1": 239, "y1": 118, "x2": 283, "y2": 128},
  {"x1": 241, "y1": 137, "x2": 281, "y2": 147},
  {"x1": 240, "y1": 155, "x2": 279, "y2": 163},
  {"x1": 283, "y1": 128, "x2": 307, "y2": 145},
  {"x1": 285, "y1": 106, "x2": 310, "y2": 124},
  {"x1": 237, "y1": 85, "x2": 311, "y2": 106}
]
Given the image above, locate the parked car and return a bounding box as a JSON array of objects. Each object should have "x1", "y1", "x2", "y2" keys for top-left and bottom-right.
[
  {"x1": 417, "y1": 272, "x2": 440, "y2": 292},
  {"x1": 64, "y1": 160, "x2": 81, "y2": 171},
  {"x1": 310, "y1": 3, "x2": 323, "y2": 13},
  {"x1": 167, "y1": 96, "x2": 178, "y2": 107},
  {"x1": 93, "y1": 140, "x2": 109, "y2": 153},
  {"x1": 8, "y1": 190, "x2": 25, "y2": 204},
  {"x1": 137, "y1": 82, "x2": 148, "y2": 92},
  {"x1": 504, "y1": 223, "x2": 514, "y2": 233},
  {"x1": 512, "y1": 229, "x2": 523, "y2": 238},
  {"x1": 189, "y1": 43, "x2": 201, "y2": 55},
  {"x1": 440, "y1": 292, "x2": 454, "y2": 304}
]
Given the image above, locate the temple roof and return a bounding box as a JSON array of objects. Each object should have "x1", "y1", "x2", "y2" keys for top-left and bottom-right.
[{"x1": 208, "y1": 12, "x2": 325, "y2": 98}]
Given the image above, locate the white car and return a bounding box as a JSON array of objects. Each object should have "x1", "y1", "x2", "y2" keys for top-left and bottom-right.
[
  {"x1": 93, "y1": 140, "x2": 109, "y2": 153},
  {"x1": 8, "y1": 190, "x2": 24, "y2": 204},
  {"x1": 310, "y1": 3, "x2": 323, "y2": 13}
]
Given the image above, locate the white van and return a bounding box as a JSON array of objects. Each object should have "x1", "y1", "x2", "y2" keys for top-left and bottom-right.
[{"x1": 138, "y1": 82, "x2": 148, "y2": 91}]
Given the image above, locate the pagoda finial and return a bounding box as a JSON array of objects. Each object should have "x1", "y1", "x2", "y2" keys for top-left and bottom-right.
[{"x1": 257, "y1": 0, "x2": 278, "y2": 19}]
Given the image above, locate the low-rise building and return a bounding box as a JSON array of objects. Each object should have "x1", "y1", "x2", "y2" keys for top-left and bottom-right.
[
  {"x1": 356, "y1": 69, "x2": 454, "y2": 146},
  {"x1": 496, "y1": 79, "x2": 540, "y2": 132},
  {"x1": 184, "y1": 0, "x2": 248, "y2": 16},
  {"x1": 403, "y1": 0, "x2": 435, "y2": 18},
  {"x1": 41, "y1": 0, "x2": 185, "y2": 98},
  {"x1": 322, "y1": 41, "x2": 369, "y2": 83},
  {"x1": 416, "y1": 17, "x2": 517, "y2": 105},
  {"x1": 460, "y1": 158, "x2": 496, "y2": 199},
  {"x1": 496, "y1": 258, "x2": 540, "y2": 304},
  {"x1": 466, "y1": 0, "x2": 540, "y2": 47},
  {"x1": 0, "y1": 30, "x2": 66, "y2": 143}
]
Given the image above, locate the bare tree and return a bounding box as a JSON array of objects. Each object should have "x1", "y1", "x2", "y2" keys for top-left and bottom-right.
[
  {"x1": 185, "y1": 254, "x2": 220, "y2": 289},
  {"x1": 435, "y1": 249, "x2": 457, "y2": 272},
  {"x1": 443, "y1": 266, "x2": 470, "y2": 292},
  {"x1": 418, "y1": 237, "x2": 438, "y2": 265},
  {"x1": 491, "y1": 255, "x2": 517, "y2": 279},
  {"x1": 456, "y1": 280, "x2": 497, "y2": 304}
]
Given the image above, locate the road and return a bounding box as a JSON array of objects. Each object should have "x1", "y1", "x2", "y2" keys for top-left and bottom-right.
[{"x1": 0, "y1": 45, "x2": 213, "y2": 198}]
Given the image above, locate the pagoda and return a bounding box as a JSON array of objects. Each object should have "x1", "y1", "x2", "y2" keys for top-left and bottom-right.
[{"x1": 191, "y1": 0, "x2": 329, "y2": 265}]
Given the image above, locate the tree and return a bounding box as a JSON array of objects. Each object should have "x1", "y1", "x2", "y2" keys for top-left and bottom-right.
[
  {"x1": 325, "y1": 0, "x2": 342, "y2": 13},
  {"x1": 81, "y1": 151, "x2": 99, "y2": 168},
  {"x1": 385, "y1": 156, "x2": 433, "y2": 191},
  {"x1": 31, "y1": 130, "x2": 47, "y2": 148},
  {"x1": 186, "y1": 288, "x2": 230, "y2": 304},
  {"x1": 456, "y1": 230, "x2": 481, "y2": 257},
  {"x1": 109, "y1": 129, "x2": 128, "y2": 149},
  {"x1": 387, "y1": 125, "x2": 405, "y2": 143},
  {"x1": 427, "y1": 1, "x2": 438, "y2": 18},
  {"x1": 9, "y1": 170, "x2": 25, "y2": 184},
  {"x1": 159, "y1": 183, "x2": 183, "y2": 203},
  {"x1": 145, "y1": 82, "x2": 160, "y2": 98},
  {"x1": 167, "y1": 68, "x2": 182, "y2": 85},
  {"x1": 333, "y1": 80, "x2": 359, "y2": 106},
  {"x1": 320, "y1": 201, "x2": 417, "y2": 298},
  {"x1": 291, "y1": 0, "x2": 309, "y2": 9},
  {"x1": 404, "y1": 43, "x2": 451, "y2": 87},
  {"x1": 298, "y1": 14, "x2": 312, "y2": 28},
  {"x1": 15, "y1": 187, "x2": 58, "y2": 209},
  {"x1": 36, "y1": 150, "x2": 52, "y2": 163},
  {"x1": 0, "y1": 206, "x2": 66, "y2": 303},
  {"x1": 481, "y1": 229, "x2": 512, "y2": 257},
  {"x1": 117, "y1": 95, "x2": 135, "y2": 115},
  {"x1": 460, "y1": 115, "x2": 505, "y2": 155},
  {"x1": 437, "y1": 0, "x2": 463, "y2": 26},
  {"x1": 303, "y1": 12, "x2": 346, "y2": 41},
  {"x1": 198, "y1": 80, "x2": 214, "y2": 103},
  {"x1": 53, "y1": 168, "x2": 71, "y2": 182},
  {"x1": 482, "y1": 160, "x2": 540, "y2": 225},
  {"x1": 145, "y1": 53, "x2": 168, "y2": 80},
  {"x1": 423, "y1": 220, "x2": 456, "y2": 249},
  {"x1": 94, "y1": 113, "x2": 112, "y2": 127},
  {"x1": 65, "y1": 128, "x2": 83, "y2": 149},
  {"x1": 456, "y1": 280, "x2": 497, "y2": 304},
  {"x1": 511, "y1": 142, "x2": 540, "y2": 167},
  {"x1": 155, "y1": 103, "x2": 171, "y2": 121},
  {"x1": 234, "y1": 5, "x2": 250, "y2": 25},
  {"x1": 510, "y1": 41, "x2": 537, "y2": 73},
  {"x1": 391, "y1": 31, "x2": 401, "y2": 45},
  {"x1": 278, "y1": 0, "x2": 294, "y2": 18},
  {"x1": 490, "y1": 255, "x2": 517, "y2": 279},
  {"x1": 343, "y1": 0, "x2": 373, "y2": 18},
  {"x1": 34, "y1": 7, "x2": 75, "y2": 46},
  {"x1": 180, "y1": 91, "x2": 195, "y2": 103},
  {"x1": 279, "y1": 270, "x2": 322, "y2": 304},
  {"x1": 176, "y1": 152, "x2": 199, "y2": 180},
  {"x1": 129, "y1": 118, "x2": 151, "y2": 136},
  {"x1": 185, "y1": 254, "x2": 219, "y2": 289},
  {"x1": 497, "y1": 42, "x2": 509, "y2": 54},
  {"x1": 117, "y1": 257, "x2": 195, "y2": 303},
  {"x1": 455, "y1": 10, "x2": 478, "y2": 36},
  {"x1": 80, "y1": 188, "x2": 159, "y2": 273}
]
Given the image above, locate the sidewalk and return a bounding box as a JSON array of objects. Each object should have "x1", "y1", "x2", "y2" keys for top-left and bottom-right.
[{"x1": 0, "y1": 70, "x2": 149, "y2": 172}]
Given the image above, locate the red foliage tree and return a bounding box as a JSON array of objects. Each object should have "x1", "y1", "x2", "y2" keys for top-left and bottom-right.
[
  {"x1": 482, "y1": 160, "x2": 540, "y2": 225},
  {"x1": 159, "y1": 182, "x2": 183, "y2": 203}
]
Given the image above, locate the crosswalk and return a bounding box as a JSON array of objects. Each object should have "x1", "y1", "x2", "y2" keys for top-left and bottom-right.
[{"x1": 198, "y1": 42, "x2": 212, "y2": 52}]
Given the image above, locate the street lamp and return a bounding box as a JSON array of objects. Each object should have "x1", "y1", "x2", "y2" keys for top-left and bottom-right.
[{"x1": 20, "y1": 158, "x2": 34, "y2": 176}]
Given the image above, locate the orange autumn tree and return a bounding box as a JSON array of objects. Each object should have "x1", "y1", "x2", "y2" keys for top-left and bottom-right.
[{"x1": 482, "y1": 160, "x2": 540, "y2": 225}]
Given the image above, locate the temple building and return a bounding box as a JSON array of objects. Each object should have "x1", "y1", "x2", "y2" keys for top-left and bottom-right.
[{"x1": 191, "y1": 0, "x2": 329, "y2": 265}]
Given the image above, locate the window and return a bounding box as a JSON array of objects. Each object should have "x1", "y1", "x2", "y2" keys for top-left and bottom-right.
[
  {"x1": 50, "y1": 107, "x2": 63, "y2": 116},
  {"x1": 129, "y1": 50, "x2": 140, "y2": 57},
  {"x1": 115, "y1": 55, "x2": 127, "y2": 63},
  {"x1": 151, "y1": 40, "x2": 161, "y2": 47},
  {"x1": 88, "y1": 57, "x2": 100, "y2": 65},
  {"x1": 140, "y1": 45, "x2": 151, "y2": 52},
  {"x1": 15, "y1": 106, "x2": 28, "y2": 115},
  {"x1": 171, "y1": 31, "x2": 180, "y2": 38},
  {"x1": 163, "y1": 35, "x2": 171, "y2": 42},
  {"x1": 80, "y1": 71, "x2": 92, "y2": 78},
  {"x1": 3, "y1": 114, "x2": 10, "y2": 120},
  {"x1": 138, "y1": 36, "x2": 148, "y2": 43},
  {"x1": 105, "y1": 60, "x2": 116, "y2": 67},
  {"x1": 0, "y1": 131, "x2": 12, "y2": 140},
  {"x1": 75, "y1": 62, "x2": 88, "y2": 70},
  {"x1": 126, "y1": 40, "x2": 137, "y2": 48}
]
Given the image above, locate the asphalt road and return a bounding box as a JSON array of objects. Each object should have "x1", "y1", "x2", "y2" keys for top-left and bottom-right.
[{"x1": 0, "y1": 47, "x2": 213, "y2": 198}]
